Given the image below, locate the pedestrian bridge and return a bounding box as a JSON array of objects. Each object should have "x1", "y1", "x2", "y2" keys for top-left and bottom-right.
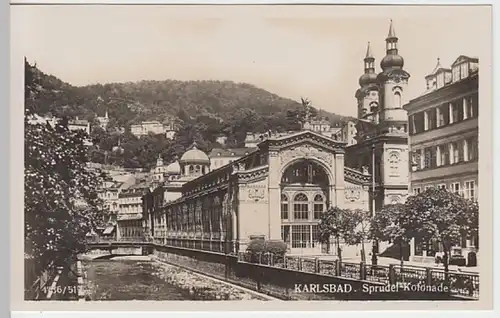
[{"x1": 85, "y1": 240, "x2": 154, "y2": 259}]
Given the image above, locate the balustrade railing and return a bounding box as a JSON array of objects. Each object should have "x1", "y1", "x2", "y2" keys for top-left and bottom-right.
[{"x1": 238, "y1": 251, "x2": 479, "y2": 299}]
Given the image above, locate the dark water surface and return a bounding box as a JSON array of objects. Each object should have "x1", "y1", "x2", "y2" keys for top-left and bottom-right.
[{"x1": 84, "y1": 258, "x2": 191, "y2": 300}]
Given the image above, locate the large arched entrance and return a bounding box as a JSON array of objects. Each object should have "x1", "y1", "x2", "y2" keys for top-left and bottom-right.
[{"x1": 280, "y1": 159, "x2": 330, "y2": 255}]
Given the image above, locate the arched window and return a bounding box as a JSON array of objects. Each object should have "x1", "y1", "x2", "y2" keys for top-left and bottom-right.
[
  {"x1": 189, "y1": 165, "x2": 194, "y2": 174},
  {"x1": 293, "y1": 193, "x2": 309, "y2": 220},
  {"x1": 281, "y1": 194, "x2": 289, "y2": 220},
  {"x1": 195, "y1": 165, "x2": 201, "y2": 174},
  {"x1": 394, "y1": 91, "x2": 402, "y2": 108},
  {"x1": 281, "y1": 160, "x2": 328, "y2": 186},
  {"x1": 313, "y1": 194, "x2": 325, "y2": 219}
]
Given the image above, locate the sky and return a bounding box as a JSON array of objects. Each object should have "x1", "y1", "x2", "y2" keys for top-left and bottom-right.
[{"x1": 11, "y1": 4, "x2": 491, "y2": 117}]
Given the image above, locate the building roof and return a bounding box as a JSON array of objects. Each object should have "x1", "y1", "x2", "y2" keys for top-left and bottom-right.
[
  {"x1": 69, "y1": 119, "x2": 89, "y2": 126},
  {"x1": 179, "y1": 142, "x2": 210, "y2": 164},
  {"x1": 451, "y1": 55, "x2": 479, "y2": 67},
  {"x1": 208, "y1": 148, "x2": 256, "y2": 158},
  {"x1": 425, "y1": 58, "x2": 451, "y2": 79},
  {"x1": 165, "y1": 161, "x2": 181, "y2": 174}
]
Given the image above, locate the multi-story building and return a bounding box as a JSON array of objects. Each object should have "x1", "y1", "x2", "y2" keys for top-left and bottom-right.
[
  {"x1": 340, "y1": 121, "x2": 358, "y2": 146},
  {"x1": 68, "y1": 118, "x2": 91, "y2": 135},
  {"x1": 130, "y1": 121, "x2": 166, "y2": 137},
  {"x1": 215, "y1": 134, "x2": 228, "y2": 146},
  {"x1": 97, "y1": 179, "x2": 122, "y2": 237},
  {"x1": 208, "y1": 148, "x2": 256, "y2": 171},
  {"x1": 117, "y1": 180, "x2": 151, "y2": 240},
  {"x1": 164, "y1": 122, "x2": 177, "y2": 140},
  {"x1": 27, "y1": 114, "x2": 58, "y2": 127},
  {"x1": 403, "y1": 55, "x2": 479, "y2": 261},
  {"x1": 97, "y1": 111, "x2": 109, "y2": 130},
  {"x1": 344, "y1": 20, "x2": 411, "y2": 213},
  {"x1": 244, "y1": 132, "x2": 270, "y2": 148},
  {"x1": 130, "y1": 120, "x2": 178, "y2": 138},
  {"x1": 303, "y1": 118, "x2": 342, "y2": 139}
]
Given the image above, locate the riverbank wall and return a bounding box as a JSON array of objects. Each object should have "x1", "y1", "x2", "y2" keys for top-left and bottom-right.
[
  {"x1": 84, "y1": 241, "x2": 477, "y2": 300},
  {"x1": 152, "y1": 244, "x2": 393, "y2": 300}
]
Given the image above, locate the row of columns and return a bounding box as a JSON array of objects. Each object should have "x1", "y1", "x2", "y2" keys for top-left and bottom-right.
[{"x1": 152, "y1": 190, "x2": 236, "y2": 243}]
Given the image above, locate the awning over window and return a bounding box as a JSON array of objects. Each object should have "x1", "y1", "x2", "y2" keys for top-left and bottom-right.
[{"x1": 103, "y1": 226, "x2": 115, "y2": 235}]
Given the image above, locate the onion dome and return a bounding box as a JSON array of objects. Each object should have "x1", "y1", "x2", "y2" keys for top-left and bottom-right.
[
  {"x1": 380, "y1": 20, "x2": 404, "y2": 70},
  {"x1": 165, "y1": 161, "x2": 181, "y2": 175},
  {"x1": 179, "y1": 142, "x2": 210, "y2": 165},
  {"x1": 381, "y1": 54, "x2": 404, "y2": 70},
  {"x1": 359, "y1": 73, "x2": 378, "y2": 86},
  {"x1": 359, "y1": 42, "x2": 377, "y2": 86}
]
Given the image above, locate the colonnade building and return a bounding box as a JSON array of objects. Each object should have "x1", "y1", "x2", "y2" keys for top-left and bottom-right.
[{"x1": 143, "y1": 131, "x2": 372, "y2": 255}]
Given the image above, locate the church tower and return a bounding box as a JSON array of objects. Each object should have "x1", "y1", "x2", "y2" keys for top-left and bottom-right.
[
  {"x1": 355, "y1": 42, "x2": 380, "y2": 123},
  {"x1": 377, "y1": 20, "x2": 411, "y2": 132},
  {"x1": 345, "y1": 19, "x2": 410, "y2": 214}
]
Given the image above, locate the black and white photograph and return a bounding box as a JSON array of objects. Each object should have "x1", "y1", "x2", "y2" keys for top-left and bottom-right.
[{"x1": 11, "y1": 2, "x2": 493, "y2": 309}]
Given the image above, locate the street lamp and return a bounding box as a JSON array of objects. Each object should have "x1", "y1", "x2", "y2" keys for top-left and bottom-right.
[{"x1": 371, "y1": 144, "x2": 378, "y2": 266}]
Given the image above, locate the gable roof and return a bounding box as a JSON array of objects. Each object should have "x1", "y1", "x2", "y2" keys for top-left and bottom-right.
[
  {"x1": 425, "y1": 58, "x2": 451, "y2": 79},
  {"x1": 262, "y1": 129, "x2": 346, "y2": 152},
  {"x1": 451, "y1": 55, "x2": 479, "y2": 67}
]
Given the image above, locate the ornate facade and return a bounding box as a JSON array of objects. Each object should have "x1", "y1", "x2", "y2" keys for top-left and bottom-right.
[
  {"x1": 145, "y1": 130, "x2": 372, "y2": 255},
  {"x1": 345, "y1": 20, "x2": 411, "y2": 212}
]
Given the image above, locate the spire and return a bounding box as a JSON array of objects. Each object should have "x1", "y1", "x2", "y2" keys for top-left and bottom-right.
[
  {"x1": 365, "y1": 41, "x2": 374, "y2": 60},
  {"x1": 362, "y1": 41, "x2": 376, "y2": 77},
  {"x1": 387, "y1": 19, "x2": 397, "y2": 39},
  {"x1": 430, "y1": 57, "x2": 442, "y2": 74},
  {"x1": 189, "y1": 141, "x2": 198, "y2": 150},
  {"x1": 156, "y1": 154, "x2": 163, "y2": 167}
]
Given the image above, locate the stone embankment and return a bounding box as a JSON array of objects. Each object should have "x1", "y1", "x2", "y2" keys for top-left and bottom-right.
[{"x1": 151, "y1": 256, "x2": 274, "y2": 300}]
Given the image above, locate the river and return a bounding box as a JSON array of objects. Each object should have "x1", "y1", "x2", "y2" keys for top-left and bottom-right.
[{"x1": 83, "y1": 257, "x2": 192, "y2": 300}]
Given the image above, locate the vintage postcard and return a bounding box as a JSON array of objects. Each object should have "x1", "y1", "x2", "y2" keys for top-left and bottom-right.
[{"x1": 10, "y1": 2, "x2": 493, "y2": 312}]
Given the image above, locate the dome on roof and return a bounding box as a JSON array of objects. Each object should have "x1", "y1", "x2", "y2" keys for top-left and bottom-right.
[
  {"x1": 381, "y1": 54, "x2": 404, "y2": 70},
  {"x1": 358, "y1": 72, "x2": 378, "y2": 86},
  {"x1": 165, "y1": 161, "x2": 181, "y2": 174},
  {"x1": 179, "y1": 142, "x2": 210, "y2": 164}
]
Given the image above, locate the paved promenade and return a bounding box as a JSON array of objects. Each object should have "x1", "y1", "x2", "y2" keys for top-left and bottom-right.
[{"x1": 314, "y1": 255, "x2": 480, "y2": 274}]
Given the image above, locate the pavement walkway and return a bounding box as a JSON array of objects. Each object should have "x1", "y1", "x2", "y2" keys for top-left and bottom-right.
[{"x1": 290, "y1": 254, "x2": 479, "y2": 274}]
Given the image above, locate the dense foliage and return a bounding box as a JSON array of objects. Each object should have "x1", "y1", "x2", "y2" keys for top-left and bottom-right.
[
  {"x1": 402, "y1": 188, "x2": 478, "y2": 275},
  {"x1": 317, "y1": 207, "x2": 358, "y2": 263},
  {"x1": 25, "y1": 59, "x2": 106, "y2": 281},
  {"x1": 318, "y1": 189, "x2": 478, "y2": 273},
  {"x1": 246, "y1": 239, "x2": 288, "y2": 261},
  {"x1": 27, "y1": 60, "x2": 352, "y2": 169},
  {"x1": 344, "y1": 209, "x2": 372, "y2": 263},
  {"x1": 370, "y1": 189, "x2": 478, "y2": 274}
]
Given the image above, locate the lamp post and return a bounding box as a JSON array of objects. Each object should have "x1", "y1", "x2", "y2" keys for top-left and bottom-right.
[{"x1": 371, "y1": 144, "x2": 378, "y2": 266}]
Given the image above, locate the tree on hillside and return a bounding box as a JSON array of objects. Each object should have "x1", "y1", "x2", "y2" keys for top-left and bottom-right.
[
  {"x1": 401, "y1": 188, "x2": 478, "y2": 279},
  {"x1": 318, "y1": 207, "x2": 358, "y2": 263},
  {"x1": 25, "y1": 60, "x2": 352, "y2": 169},
  {"x1": 25, "y1": 59, "x2": 107, "y2": 286}
]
